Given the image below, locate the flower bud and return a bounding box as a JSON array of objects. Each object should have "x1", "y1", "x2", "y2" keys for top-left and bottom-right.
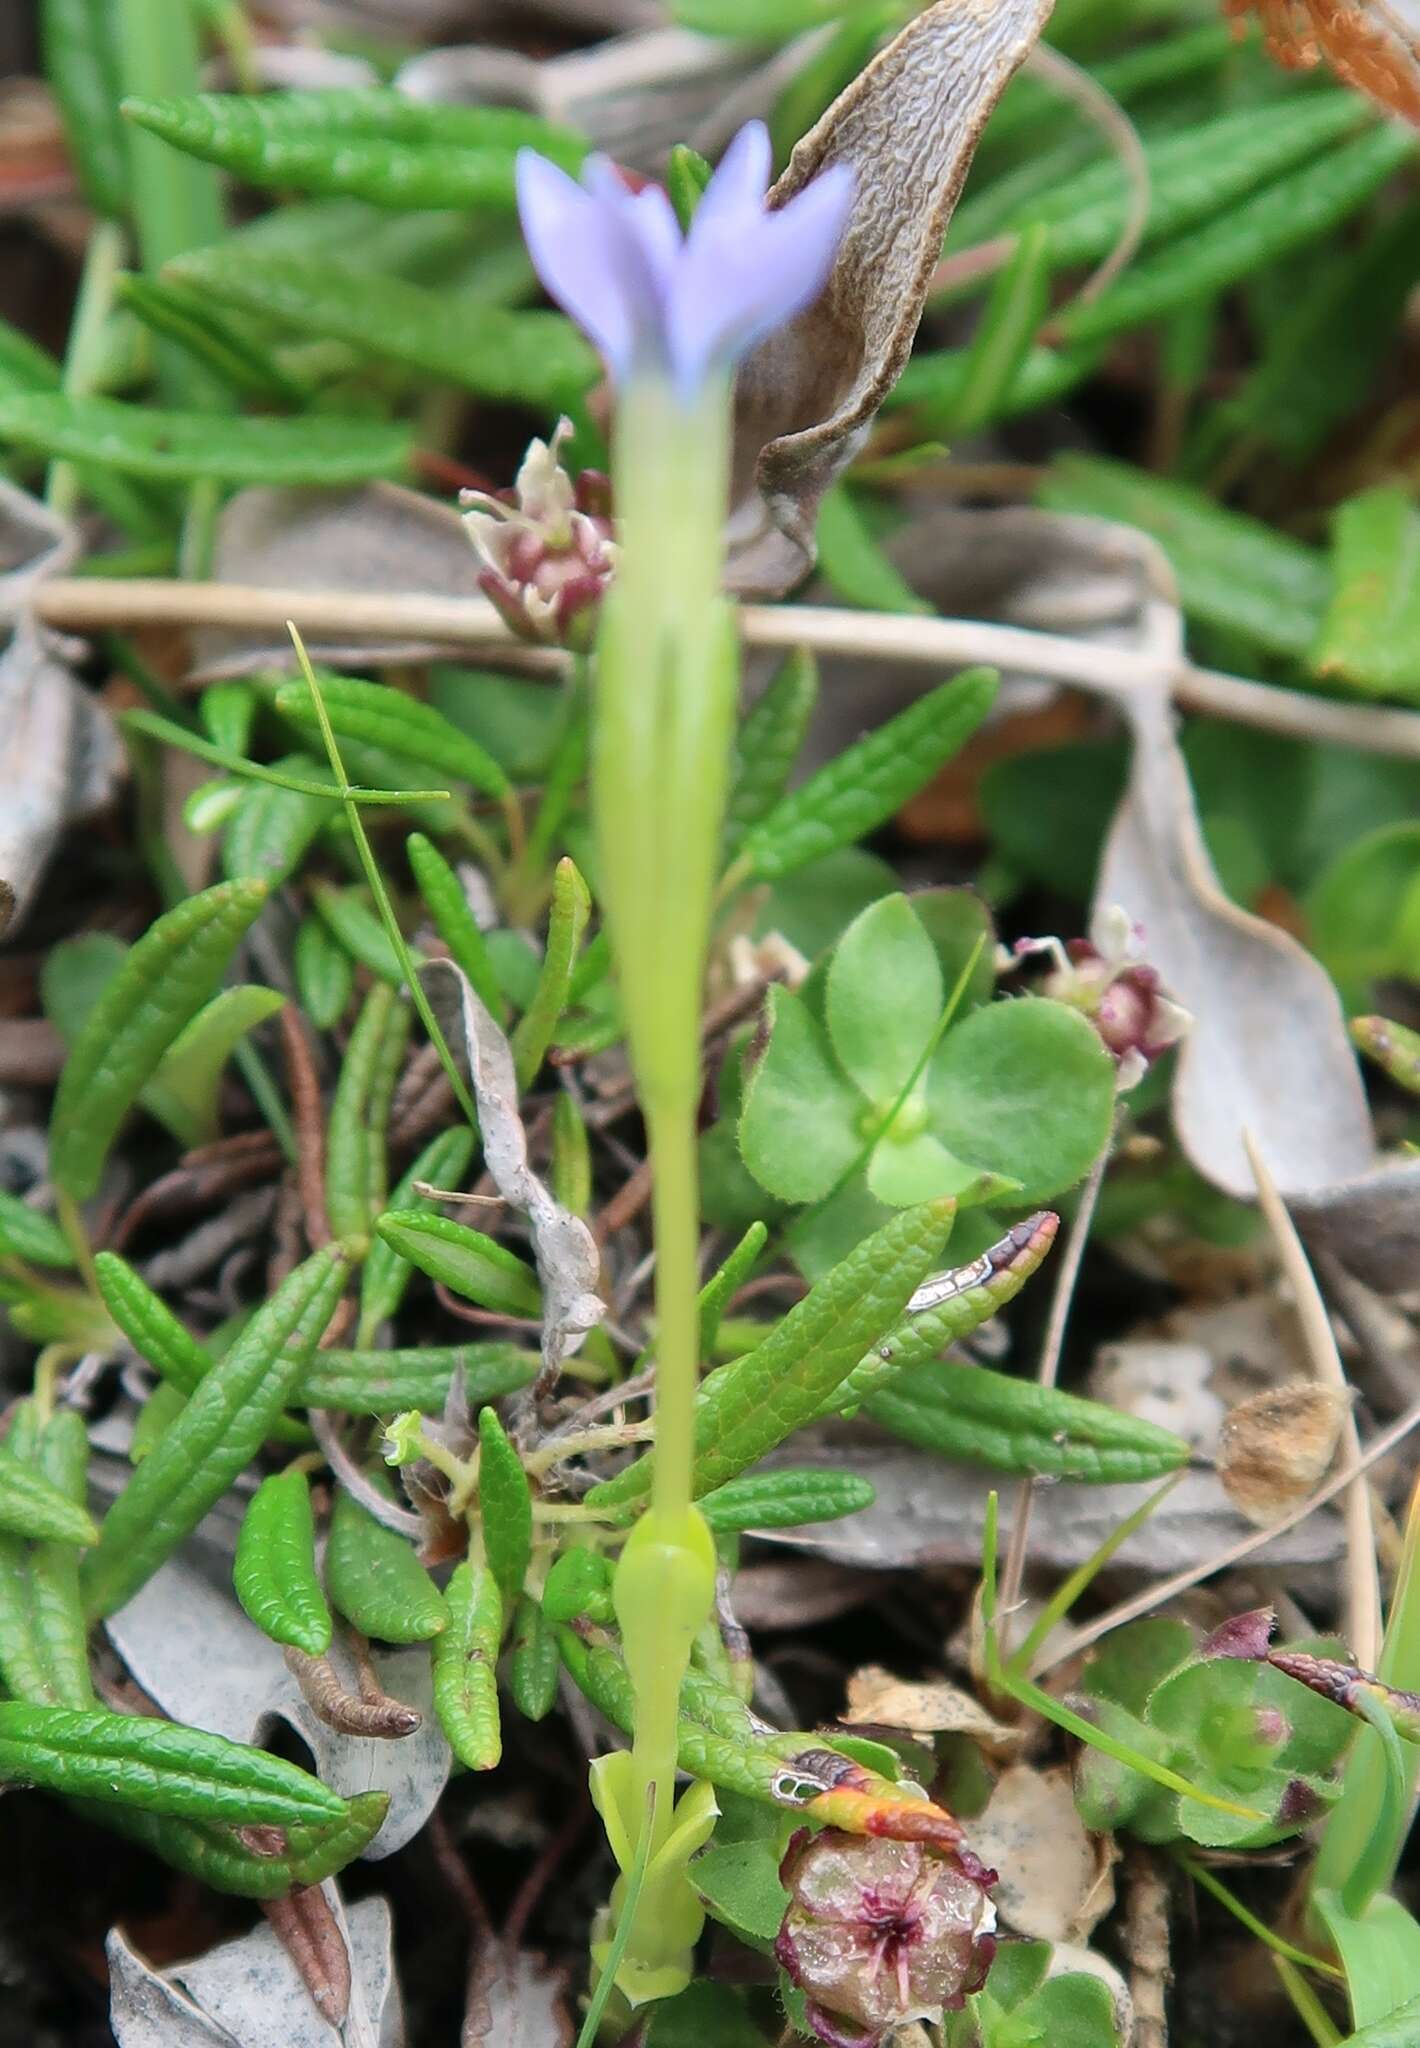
[
  {"x1": 461, "y1": 418, "x2": 616, "y2": 651},
  {"x1": 1003, "y1": 905, "x2": 1189, "y2": 1092},
  {"x1": 775, "y1": 1828, "x2": 997, "y2": 2047}
]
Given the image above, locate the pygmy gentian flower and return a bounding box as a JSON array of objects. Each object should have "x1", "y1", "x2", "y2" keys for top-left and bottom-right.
[
  {"x1": 776, "y1": 1829, "x2": 998, "y2": 2048},
  {"x1": 515, "y1": 120, "x2": 854, "y2": 399},
  {"x1": 1002, "y1": 904, "x2": 1190, "y2": 1091},
  {"x1": 461, "y1": 418, "x2": 615, "y2": 651}
]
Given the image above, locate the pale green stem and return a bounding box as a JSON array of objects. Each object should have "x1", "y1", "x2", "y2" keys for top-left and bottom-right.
[
  {"x1": 594, "y1": 371, "x2": 734, "y2": 1877},
  {"x1": 48, "y1": 218, "x2": 127, "y2": 520}
]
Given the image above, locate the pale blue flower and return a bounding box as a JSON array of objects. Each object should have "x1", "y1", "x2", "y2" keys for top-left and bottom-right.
[{"x1": 515, "y1": 122, "x2": 853, "y2": 400}]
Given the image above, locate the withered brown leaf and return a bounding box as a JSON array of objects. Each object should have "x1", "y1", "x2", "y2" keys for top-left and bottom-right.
[
  {"x1": 726, "y1": 0, "x2": 1053, "y2": 597},
  {"x1": 1226, "y1": 0, "x2": 1420, "y2": 123}
]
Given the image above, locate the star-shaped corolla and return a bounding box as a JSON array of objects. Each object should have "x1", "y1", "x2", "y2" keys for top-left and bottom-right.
[{"x1": 515, "y1": 122, "x2": 854, "y2": 400}]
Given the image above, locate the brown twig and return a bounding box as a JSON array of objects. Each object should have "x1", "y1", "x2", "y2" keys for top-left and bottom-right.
[
  {"x1": 1123, "y1": 1846, "x2": 1172, "y2": 2048},
  {"x1": 108, "y1": 1130, "x2": 282, "y2": 1251},
  {"x1": 260, "y1": 1885, "x2": 352, "y2": 2029},
  {"x1": 31, "y1": 578, "x2": 1420, "y2": 761},
  {"x1": 503, "y1": 1798, "x2": 592, "y2": 1952},
  {"x1": 279, "y1": 1006, "x2": 330, "y2": 1249},
  {"x1": 283, "y1": 1644, "x2": 422, "y2": 1738},
  {"x1": 591, "y1": 1153, "x2": 653, "y2": 1249}
]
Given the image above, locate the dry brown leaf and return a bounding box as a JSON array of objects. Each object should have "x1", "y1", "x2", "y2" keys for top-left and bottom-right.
[
  {"x1": 841, "y1": 1664, "x2": 1024, "y2": 1757},
  {"x1": 1227, "y1": 0, "x2": 1420, "y2": 123},
  {"x1": 969, "y1": 1764, "x2": 1118, "y2": 1944},
  {"x1": 725, "y1": 0, "x2": 1053, "y2": 596},
  {"x1": 1217, "y1": 1382, "x2": 1352, "y2": 1526}
]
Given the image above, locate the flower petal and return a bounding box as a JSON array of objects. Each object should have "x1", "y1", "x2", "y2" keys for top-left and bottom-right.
[
  {"x1": 668, "y1": 161, "x2": 855, "y2": 395},
  {"x1": 516, "y1": 151, "x2": 639, "y2": 379},
  {"x1": 690, "y1": 119, "x2": 773, "y2": 241}
]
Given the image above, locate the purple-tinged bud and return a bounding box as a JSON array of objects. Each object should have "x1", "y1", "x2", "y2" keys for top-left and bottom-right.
[
  {"x1": 1253, "y1": 1706, "x2": 1291, "y2": 1751},
  {"x1": 775, "y1": 1829, "x2": 997, "y2": 2047},
  {"x1": 461, "y1": 418, "x2": 616, "y2": 651},
  {"x1": 1269, "y1": 1650, "x2": 1420, "y2": 1744},
  {"x1": 1003, "y1": 905, "x2": 1189, "y2": 1092},
  {"x1": 1200, "y1": 1607, "x2": 1276, "y2": 1662}
]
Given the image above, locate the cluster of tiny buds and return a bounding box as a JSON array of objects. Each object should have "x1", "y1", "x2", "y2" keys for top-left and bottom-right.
[
  {"x1": 999, "y1": 903, "x2": 1190, "y2": 1092},
  {"x1": 461, "y1": 417, "x2": 617, "y2": 652}
]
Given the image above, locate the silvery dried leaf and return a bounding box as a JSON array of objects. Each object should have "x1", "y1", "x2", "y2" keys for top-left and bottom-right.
[
  {"x1": 103, "y1": 1549, "x2": 451, "y2": 1857},
  {"x1": 725, "y1": 0, "x2": 1053, "y2": 597},
  {"x1": 0, "y1": 480, "x2": 122, "y2": 932},
  {"x1": 191, "y1": 484, "x2": 479, "y2": 680},
  {"x1": 754, "y1": 1439, "x2": 1344, "y2": 1574},
  {"x1": 419, "y1": 959, "x2": 604, "y2": 1386},
  {"x1": 463, "y1": 1945, "x2": 573, "y2": 2048},
  {"x1": 397, "y1": 26, "x2": 787, "y2": 172},
  {"x1": 109, "y1": 1894, "x2": 402, "y2": 2048}
]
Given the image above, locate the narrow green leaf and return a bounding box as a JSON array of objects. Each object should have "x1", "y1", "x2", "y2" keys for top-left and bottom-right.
[
  {"x1": 0, "y1": 1407, "x2": 94, "y2": 1708},
  {"x1": 432, "y1": 1560, "x2": 502, "y2": 1769},
  {"x1": 698, "y1": 1468, "x2": 874, "y2": 1532},
  {"x1": 233, "y1": 1470, "x2": 332, "y2": 1656},
  {"x1": 724, "y1": 651, "x2": 819, "y2": 856},
  {"x1": 587, "y1": 1197, "x2": 958, "y2": 1519},
  {"x1": 1313, "y1": 486, "x2": 1420, "y2": 703},
  {"x1": 1037, "y1": 454, "x2": 1329, "y2": 662},
  {"x1": 509, "y1": 1594, "x2": 559, "y2": 1721},
  {"x1": 948, "y1": 221, "x2": 1052, "y2": 434},
  {"x1": 0, "y1": 1448, "x2": 98, "y2": 1546},
  {"x1": 301, "y1": 1342, "x2": 537, "y2": 1412},
  {"x1": 0, "y1": 393, "x2": 411, "y2": 485},
  {"x1": 374, "y1": 1210, "x2": 541, "y2": 1319},
  {"x1": 870, "y1": 1356, "x2": 1188, "y2": 1481},
  {"x1": 277, "y1": 675, "x2": 510, "y2": 798},
  {"x1": 40, "y1": 0, "x2": 130, "y2": 217},
  {"x1": 51, "y1": 879, "x2": 268, "y2": 1200},
  {"x1": 82, "y1": 1247, "x2": 347, "y2": 1618},
  {"x1": 95, "y1": 1251, "x2": 212, "y2": 1397},
  {"x1": 0, "y1": 1702, "x2": 345, "y2": 1825},
  {"x1": 123, "y1": 88, "x2": 585, "y2": 208},
  {"x1": 88, "y1": 1786, "x2": 388, "y2": 1897},
  {"x1": 115, "y1": 271, "x2": 310, "y2": 403},
  {"x1": 359, "y1": 1126, "x2": 477, "y2": 1339},
  {"x1": 325, "y1": 983, "x2": 409, "y2": 1246},
  {"x1": 697, "y1": 1220, "x2": 768, "y2": 1360},
  {"x1": 406, "y1": 832, "x2": 507, "y2": 1024},
  {"x1": 814, "y1": 488, "x2": 931, "y2": 616},
  {"x1": 294, "y1": 911, "x2": 355, "y2": 1031},
  {"x1": 0, "y1": 1191, "x2": 76, "y2": 1269},
  {"x1": 174, "y1": 249, "x2": 597, "y2": 409},
  {"x1": 1057, "y1": 127, "x2": 1415, "y2": 350},
  {"x1": 512, "y1": 857, "x2": 592, "y2": 1089},
  {"x1": 222, "y1": 758, "x2": 337, "y2": 886},
  {"x1": 324, "y1": 1487, "x2": 446, "y2": 1644},
  {"x1": 734, "y1": 670, "x2": 997, "y2": 884},
  {"x1": 311, "y1": 882, "x2": 412, "y2": 987},
  {"x1": 142, "y1": 985, "x2": 286, "y2": 1148},
  {"x1": 1018, "y1": 93, "x2": 1370, "y2": 273},
  {"x1": 476, "y1": 1408, "x2": 532, "y2": 1604}
]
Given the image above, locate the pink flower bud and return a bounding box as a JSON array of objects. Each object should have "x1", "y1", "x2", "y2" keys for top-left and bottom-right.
[
  {"x1": 775, "y1": 1829, "x2": 997, "y2": 2047},
  {"x1": 461, "y1": 418, "x2": 616, "y2": 651},
  {"x1": 1008, "y1": 905, "x2": 1190, "y2": 1092}
]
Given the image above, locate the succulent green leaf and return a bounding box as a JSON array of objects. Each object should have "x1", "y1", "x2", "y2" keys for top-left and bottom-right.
[
  {"x1": 374, "y1": 1210, "x2": 541, "y2": 1319},
  {"x1": 697, "y1": 1468, "x2": 874, "y2": 1532},
  {"x1": 476, "y1": 1407, "x2": 532, "y2": 1604},
  {"x1": 432, "y1": 1559, "x2": 502, "y2": 1769},
  {"x1": 233, "y1": 1470, "x2": 333, "y2": 1656},
  {"x1": 0, "y1": 393, "x2": 411, "y2": 484},
  {"x1": 324, "y1": 1487, "x2": 446, "y2": 1644},
  {"x1": 142, "y1": 985, "x2": 286, "y2": 1149}
]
